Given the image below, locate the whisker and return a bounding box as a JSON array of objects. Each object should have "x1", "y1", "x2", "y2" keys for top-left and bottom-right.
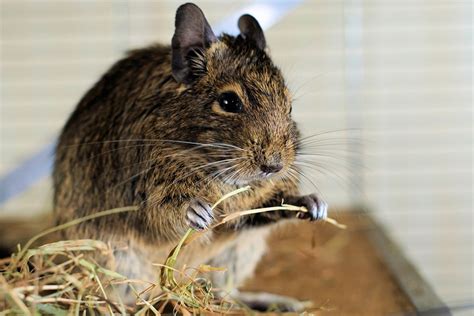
[
  {"x1": 296, "y1": 128, "x2": 361, "y2": 143},
  {"x1": 138, "y1": 160, "x2": 243, "y2": 211},
  {"x1": 287, "y1": 167, "x2": 328, "y2": 203},
  {"x1": 112, "y1": 165, "x2": 155, "y2": 189},
  {"x1": 296, "y1": 154, "x2": 365, "y2": 169},
  {"x1": 169, "y1": 158, "x2": 245, "y2": 187},
  {"x1": 298, "y1": 140, "x2": 364, "y2": 149},
  {"x1": 113, "y1": 157, "x2": 242, "y2": 191},
  {"x1": 288, "y1": 166, "x2": 325, "y2": 200},
  {"x1": 294, "y1": 161, "x2": 351, "y2": 191},
  {"x1": 61, "y1": 138, "x2": 245, "y2": 151},
  {"x1": 294, "y1": 160, "x2": 366, "y2": 200},
  {"x1": 107, "y1": 142, "x2": 237, "y2": 161},
  {"x1": 205, "y1": 165, "x2": 236, "y2": 186},
  {"x1": 297, "y1": 154, "x2": 367, "y2": 172},
  {"x1": 109, "y1": 146, "x2": 238, "y2": 173},
  {"x1": 289, "y1": 71, "x2": 327, "y2": 100},
  {"x1": 298, "y1": 151, "x2": 358, "y2": 160},
  {"x1": 222, "y1": 164, "x2": 244, "y2": 185},
  {"x1": 296, "y1": 157, "x2": 364, "y2": 180},
  {"x1": 280, "y1": 169, "x2": 300, "y2": 188}
]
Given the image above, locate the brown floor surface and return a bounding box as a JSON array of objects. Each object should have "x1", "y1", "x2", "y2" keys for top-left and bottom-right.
[{"x1": 243, "y1": 213, "x2": 415, "y2": 315}]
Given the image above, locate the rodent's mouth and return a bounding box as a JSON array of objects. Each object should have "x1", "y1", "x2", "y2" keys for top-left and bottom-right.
[
  {"x1": 211, "y1": 149, "x2": 294, "y2": 186},
  {"x1": 219, "y1": 168, "x2": 286, "y2": 186}
]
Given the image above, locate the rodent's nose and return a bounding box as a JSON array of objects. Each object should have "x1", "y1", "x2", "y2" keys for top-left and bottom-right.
[{"x1": 260, "y1": 163, "x2": 283, "y2": 174}]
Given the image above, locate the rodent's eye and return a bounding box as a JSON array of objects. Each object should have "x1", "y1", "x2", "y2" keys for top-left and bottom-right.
[{"x1": 217, "y1": 92, "x2": 243, "y2": 113}]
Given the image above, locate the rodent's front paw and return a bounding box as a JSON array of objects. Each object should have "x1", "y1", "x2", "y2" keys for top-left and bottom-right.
[
  {"x1": 287, "y1": 194, "x2": 328, "y2": 221},
  {"x1": 186, "y1": 198, "x2": 214, "y2": 231}
]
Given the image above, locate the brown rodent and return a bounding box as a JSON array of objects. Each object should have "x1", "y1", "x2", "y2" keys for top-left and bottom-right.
[{"x1": 54, "y1": 2, "x2": 328, "y2": 311}]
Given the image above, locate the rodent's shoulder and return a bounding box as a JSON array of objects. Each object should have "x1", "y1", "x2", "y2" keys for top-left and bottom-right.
[
  {"x1": 94, "y1": 43, "x2": 172, "y2": 89},
  {"x1": 103, "y1": 44, "x2": 172, "y2": 82},
  {"x1": 58, "y1": 43, "x2": 175, "y2": 141},
  {"x1": 125, "y1": 44, "x2": 171, "y2": 62}
]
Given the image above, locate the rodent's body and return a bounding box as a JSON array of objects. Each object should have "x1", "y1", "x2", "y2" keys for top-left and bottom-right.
[
  {"x1": 54, "y1": 3, "x2": 327, "y2": 310},
  {"x1": 54, "y1": 42, "x2": 296, "y2": 296}
]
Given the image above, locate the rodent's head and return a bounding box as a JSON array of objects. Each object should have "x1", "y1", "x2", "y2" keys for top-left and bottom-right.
[{"x1": 170, "y1": 3, "x2": 299, "y2": 185}]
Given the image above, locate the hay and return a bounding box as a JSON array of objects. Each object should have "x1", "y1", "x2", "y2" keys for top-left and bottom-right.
[{"x1": 0, "y1": 187, "x2": 345, "y2": 315}]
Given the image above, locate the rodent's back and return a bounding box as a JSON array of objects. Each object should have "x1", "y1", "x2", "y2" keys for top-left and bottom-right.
[
  {"x1": 53, "y1": 45, "x2": 180, "y2": 234},
  {"x1": 58, "y1": 45, "x2": 175, "y2": 139}
]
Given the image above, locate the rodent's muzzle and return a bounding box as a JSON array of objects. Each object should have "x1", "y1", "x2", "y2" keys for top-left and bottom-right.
[{"x1": 259, "y1": 153, "x2": 283, "y2": 177}]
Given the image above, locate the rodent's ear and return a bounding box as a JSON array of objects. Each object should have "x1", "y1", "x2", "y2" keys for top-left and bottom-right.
[
  {"x1": 171, "y1": 3, "x2": 217, "y2": 84},
  {"x1": 238, "y1": 14, "x2": 266, "y2": 50}
]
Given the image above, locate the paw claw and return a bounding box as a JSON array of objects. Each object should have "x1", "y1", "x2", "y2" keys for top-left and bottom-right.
[
  {"x1": 288, "y1": 194, "x2": 328, "y2": 222},
  {"x1": 186, "y1": 198, "x2": 213, "y2": 230}
]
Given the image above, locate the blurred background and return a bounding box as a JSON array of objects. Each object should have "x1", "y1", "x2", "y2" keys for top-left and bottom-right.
[{"x1": 1, "y1": 0, "x2": 472, "y2": 312}]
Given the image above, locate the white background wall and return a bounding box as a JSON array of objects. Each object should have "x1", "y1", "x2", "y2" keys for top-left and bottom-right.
[{"x1": 1, "y1": 0, "x2": 472, "y2": 311}]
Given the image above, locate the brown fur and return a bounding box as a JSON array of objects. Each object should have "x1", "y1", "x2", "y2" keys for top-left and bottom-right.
[{"x1": 53, "y1": 3, "x2": 316, "y2": 309}]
